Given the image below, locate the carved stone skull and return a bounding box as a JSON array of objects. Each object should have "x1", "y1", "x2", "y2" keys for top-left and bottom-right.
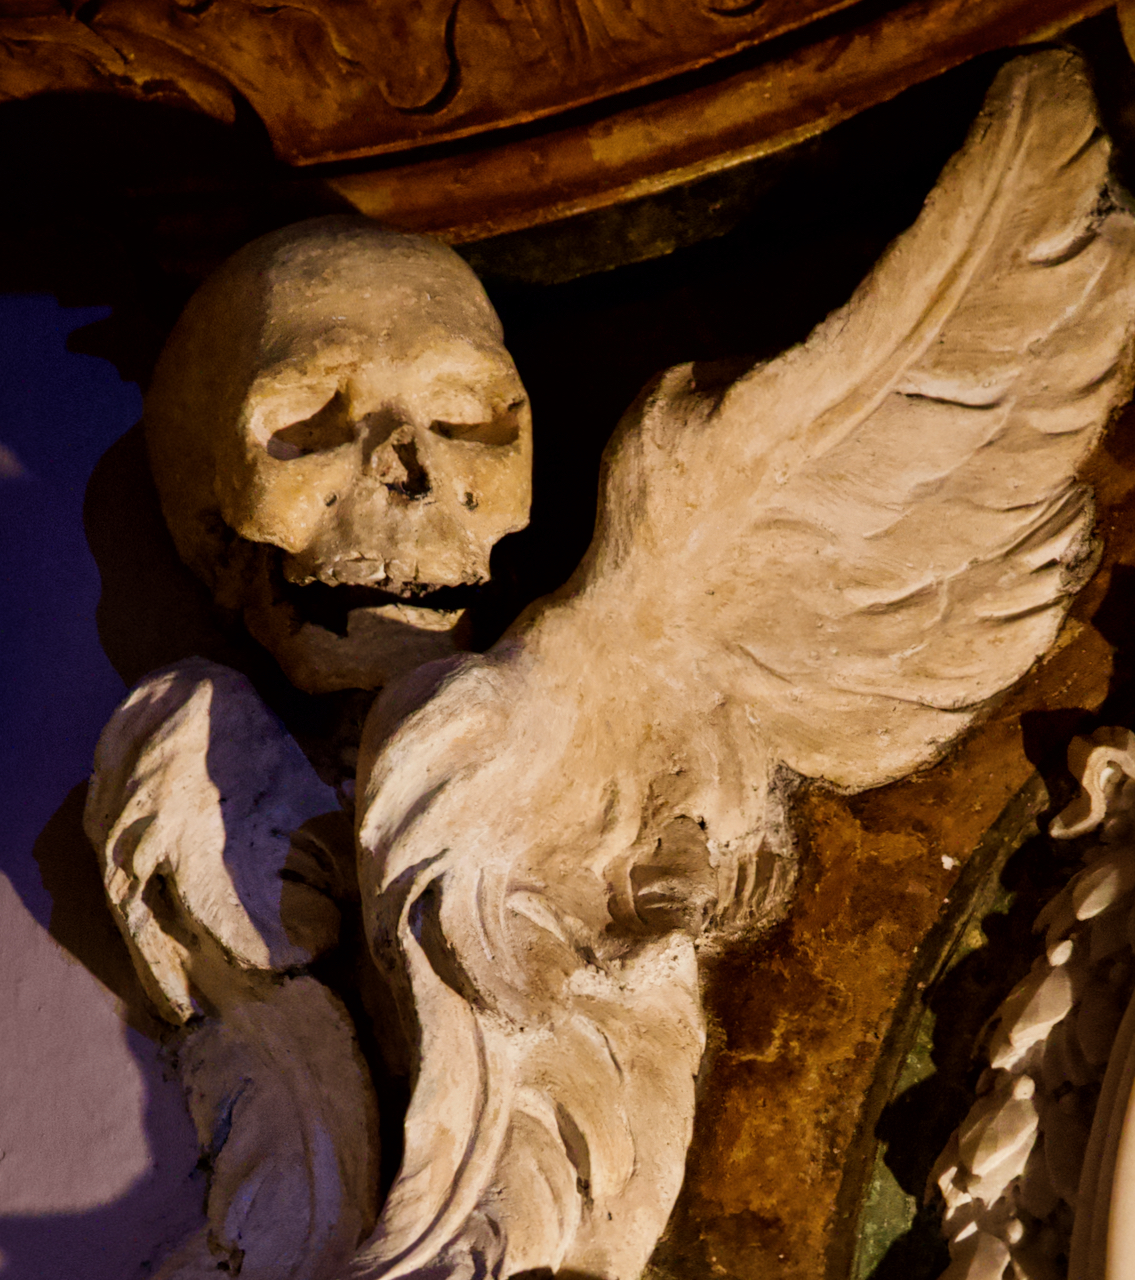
[{"x1": 145, "y1": 216, "x2": 532, "y2": 694}]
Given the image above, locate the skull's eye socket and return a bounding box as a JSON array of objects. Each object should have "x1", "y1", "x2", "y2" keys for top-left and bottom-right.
[
  {"x1": 429, "y1": 398, "x2": 524, "y2": 447},
  {"x1": 267, "y1": 390, "x2": 355, "y2": 460}
]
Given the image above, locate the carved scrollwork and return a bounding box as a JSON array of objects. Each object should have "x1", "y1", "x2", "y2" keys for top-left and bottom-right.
[
  {"x1": 0, "y1": 0, "x2": 1108, "y2": 176},
  {"x1": 0, "y1": 0, "x2": 863, "y2": 162}
]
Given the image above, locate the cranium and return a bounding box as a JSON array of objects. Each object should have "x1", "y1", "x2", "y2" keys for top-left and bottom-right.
[{"x1": 145, "y1": 216, "x2": 532, "y2": 694}]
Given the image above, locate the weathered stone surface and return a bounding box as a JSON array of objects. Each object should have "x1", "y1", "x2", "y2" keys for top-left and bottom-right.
[{"x1": 85, "y1": 658, "x2": 379, "y2": 1280}]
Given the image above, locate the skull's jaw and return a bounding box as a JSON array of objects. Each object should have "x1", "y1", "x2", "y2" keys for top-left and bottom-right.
[
  {"x1": 246, "y1": 596, "x2": 465, "y2": 694},
  {"x1": 238, "y1": 544, "x2": 475, "y2": 695}
]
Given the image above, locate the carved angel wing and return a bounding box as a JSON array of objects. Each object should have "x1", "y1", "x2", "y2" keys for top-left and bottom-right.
[
  {"x1": 85, "y1": 659, "x2": 343, "y2": 1020},
  {"x1": 352, "y1": 51, "x2": 1135, "y2": 1280},
  {"x1": 659, "y1": 49, "x2": 1135, "y2": 791}
]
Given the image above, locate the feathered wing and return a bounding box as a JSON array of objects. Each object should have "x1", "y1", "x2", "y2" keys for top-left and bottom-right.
[
  {"x1": 597, "y1": 48, "x2": 1135, "y2": 792},
  {"x1": 591, "y1": 49, "x2": 1135, "y2": 788},
  {"x1": 85, "y1": 659, "x2": 343, "y2": 1019},
  {"x1": 352, "y1": 659, "x2": 712, "y2": 1280},
  {"x1": 352, "y1": 51, "x2": 1135, "y2": 1280}
]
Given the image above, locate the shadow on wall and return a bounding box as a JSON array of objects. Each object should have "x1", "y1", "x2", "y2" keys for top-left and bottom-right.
[
  {"x1": 0, "y1": 865, "x2": 205, "y2": 1280},
  {"x1": 0, "y1": 297, "x2": 204, "y2": 1278}
]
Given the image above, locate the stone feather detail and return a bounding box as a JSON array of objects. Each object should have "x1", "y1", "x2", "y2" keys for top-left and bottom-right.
[
  {"x1": 599, "y1": 48, "x2": 1135, "y2": 794},
  {"x1": 351, "y1": 51, "x2": 1135, "y2": 1280},
  {"x1": 86, "y1": 661, "x2": 378, "y2": 1280}
]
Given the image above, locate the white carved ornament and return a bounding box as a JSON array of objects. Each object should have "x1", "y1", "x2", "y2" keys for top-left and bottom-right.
[{"x1": 933, "y1": 729, "x2": 1135, "y2": 1280}]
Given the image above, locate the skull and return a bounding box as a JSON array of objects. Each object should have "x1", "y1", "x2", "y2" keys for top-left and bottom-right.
[{"x1": 145, "y1": 217, "x2": 532, "y2": 694}]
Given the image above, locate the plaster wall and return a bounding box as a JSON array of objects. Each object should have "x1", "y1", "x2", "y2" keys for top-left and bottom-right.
[{"x1": 0, "y1": 297, "x2": 202, "y2": 1279}]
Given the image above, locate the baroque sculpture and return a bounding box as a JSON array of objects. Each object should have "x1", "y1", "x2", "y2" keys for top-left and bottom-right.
[{"x1": 83, "y1": 50, "x2": 1135, "y2": 1279}]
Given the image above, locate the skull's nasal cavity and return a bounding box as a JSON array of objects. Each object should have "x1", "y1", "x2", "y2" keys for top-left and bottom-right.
[
  {"x1": 372, "y1": 429, "x2": 430, "y2": 499},
  {"x1": 390, "y1": 438, "x2": 430, "y2": 498},
  {"x1": 364, "y1": 410, "x2": 432, "y2": 499}
]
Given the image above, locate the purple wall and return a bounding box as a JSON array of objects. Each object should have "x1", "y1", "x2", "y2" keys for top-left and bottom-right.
[{"x1": 0, "y1": 296, "x2": 202, "y2": 1279}]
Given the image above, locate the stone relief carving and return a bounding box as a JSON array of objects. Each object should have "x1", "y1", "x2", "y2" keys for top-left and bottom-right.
[
  {"x1": 932, "y1": 727, "x2": 1135, "y2": 1280},
  {"x1": 83, "y1": 50, "x2": 1135, "y2": 1279},
  {"x1": 85, "y1": 660, "x2": 379, "y2": 1279}
]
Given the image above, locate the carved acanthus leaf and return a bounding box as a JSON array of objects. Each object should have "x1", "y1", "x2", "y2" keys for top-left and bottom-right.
[{"x1": 86, "y1": 660, "x2": 378, "y2": 1280}]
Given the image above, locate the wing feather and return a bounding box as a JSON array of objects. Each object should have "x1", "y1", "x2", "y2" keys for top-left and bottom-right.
[{"x1": 592, "y1": 50, "x2": 1135, "y2": 788}]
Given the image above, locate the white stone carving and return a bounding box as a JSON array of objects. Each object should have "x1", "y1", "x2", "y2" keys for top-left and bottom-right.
[
  {"x1": 85, "y1": 660, "x2": 378, "y2": 1279},
  {"x1": 348, "y1": 51, "x2": 1135, "y2": 1279},
  {"x1": 932, "y1": 729, "x2": 1135, "y2": 1280},
  {"x1": 144, "y1": 219, "x2": 533, "y2": 694},
  {"x1": 936, "y1": 732, "x2": 1135, "y2": 1280},
  {"x1": 88, "y1": 49, "x2": 1135, "y2": 1280}
]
